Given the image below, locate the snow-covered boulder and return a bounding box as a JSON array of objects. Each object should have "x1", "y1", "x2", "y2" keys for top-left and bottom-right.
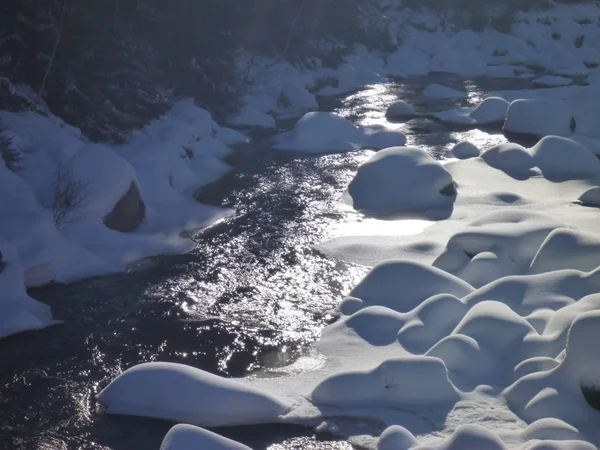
[
  {"x1": 67, "y1": 145, "x2": 146, "y2": 232},
  {"x1": 481, "y1": 143, "x2": 535, "y2": 176},
  {"x1": 279, "y1": 82, "x2": 318, "y2": 114},
  {"x1": 160, "y1": 424, "x2": 251, "y2": 450},
  {"x1": 573, "y1": 104, "x2": 600, "y2": 139},
  {"x1": 452, "y1": 142, "x2": 480, "y2": 159},
  {"x1": 423, "y1": 84, "x2": 467, "y2": 100},
  {"x1": 385, "y1": 100, "x2": 416, "y2": 119},
  {"x1": 530, "y1": 136, "x2": 600, "y2": 178},
  {"x1": 362, "y1": 126, "x2": 407, "y2": 150},
  {"x1": 311, "y1": 357, "x2": 459, "y2": 408},
  {"x1": 347, "y1": 146, "x2": 456, "y2": 216},
  {"x1": 273, "y1": 112, "x2": 364, "y2": 153},
  {"x1": 532, "y1": 75, "x2": 573, "y2": 87},
  {"x1": 570, "y1": 135, "x2": 600, "y2": 156},
  {"x1": 228, "y1": 105, "x2": 275, "y2": 129},
  {"x1": 433, "y1": 211, "x2": 564, "y2": 288},
  {"x1": 348, "y1": 259, "x2": 474, "y2": 313},
  {"x1": 97, "y1": 362, "x2": 292, "y2": 426},
  {"x1": 386, "y1": 47, "x2": 431, "y2": 77},
  {"x1": 529, "y1": 229, "x2": 600, "y2": 275},
  {"x1": 504, "y1": 99, "x2": 573, "y2": 138},
  {"x1": 469, "y1": 97, "x2": 510, "y2": 125},
  {"x1": 577, "y1": 187, "x2": 600, "y2": 207}
]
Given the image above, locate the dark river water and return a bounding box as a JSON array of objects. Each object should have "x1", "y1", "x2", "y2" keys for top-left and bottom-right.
[{"x1": 0, "y1": 74, "x2": 534, "y2": 450}]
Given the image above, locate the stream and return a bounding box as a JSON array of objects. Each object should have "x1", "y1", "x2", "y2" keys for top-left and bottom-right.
[{"x1": 0, "y1": 74, "x2": 534, "y2": 450}]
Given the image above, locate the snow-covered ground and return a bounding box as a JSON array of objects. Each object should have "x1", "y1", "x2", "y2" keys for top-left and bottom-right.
[{"x1": 0, "y1": 100, "x2": 246, "y2": 337}]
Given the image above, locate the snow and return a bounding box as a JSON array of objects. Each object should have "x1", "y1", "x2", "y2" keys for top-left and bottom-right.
[
  {"x1": 530, "y1": 136, "x2": 600, "y2": 178},
  {"x1": 573, "y1": 104, "x2": 600, "y2": 139},
  {"x1": 532, "y1": 75, "x2": 573, "y2": 88},
  {"x1": 529, "y1": 229, "x2": 600, "y2": 275},
  {"x1": 347, "y1": 146, "x2": 455, "y2": 217},
  {"x1": 504, "y1": 99, "x2": 573, "y2": 138},
  {"x1": 0, "y1": 99, "x2": 240, "y2": 337},
  {"x1": 362, "y1": 126, "x2": 407, "y2": 150},
  {"x1": 227, "y1": 104, "x2": 276, "y2": 129},
  {"x1": 577, "y1": 187, "x2": 600, "y2": 207},
  {"x1": 452, "y1": 142, "x2": 480, "y2": 159},
  {"x1": 423, "y1": 84, "x2": 467, "y2": 100},
  {"x1": 0, "y1": 244, "x2": 59, "y2": 338},
  {"x1": 273, "y1": 112, "x2": 364, "y2": 153},
  {"x1": 386, "y1": 100, "x2": 416, "y2": 119},
  {"x1": 279, "y1": 82, "x2": 318, "y2": 114},
  {"x1": 97, "y1": 362, "x2": 292, "y2": 426},
  {"x1": 160, "y1": 425, "x2": 251, "y2": 450},
  {"x1": 469, "y1": 97, "x2": 510, "y2": 125}
]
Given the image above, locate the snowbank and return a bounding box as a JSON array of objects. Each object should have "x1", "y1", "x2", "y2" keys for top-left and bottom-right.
[
  {"x1": 347, "y1": 146, "x2": 455, "y2": 217},
  {"x1": 97, "y1": 362, "x2": 292, "y2": 426},
  {"x1": 533, "y1": 75, "x2": 573, "y2": 88}
]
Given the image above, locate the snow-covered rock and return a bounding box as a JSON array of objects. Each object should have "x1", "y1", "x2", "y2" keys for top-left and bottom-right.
[
  {"x1": 362, "y1": 126, "x2": 407, "y2": 150},
  {"x1": 469, "y1": 97, "x2": 510, "y2": 125},
  {"x1": 160, "y1": 424, "x2": 251, "y2": 450},
  {"x1": 452, "y1": 142, "x2": 480, "y2": 159},
  {"x1": 532, "y1": 75, "x2": 573, "y2": 87},
  {"x1": 423, "y1": 84, "x2": 467, "y2": 100},
  {"x1": 348, "y1": 259, "x2": 474, "y2": 313},
  {"x1": 279, "y1": 82, "x2": 318, "y2": 114},
  {"x1": 530, "y1": 136, "x2": 600, "y2": 178},
  {"x1": 97, "y1": 362, "x2": 292, "y2": 426},
  {"x1": 311, "y1": 357, "x2": 459, "y2": 408},
  {"x1": 386, "y1": 100, "x2": 416, "y2": 119},
  {"x1": 481, "y1": 143, "x2": 535, "y2": 176},
  {"x1": 530, "y1": 228, "x2": 600, "y2": 274},
  {"x1": 504, "y1": 99, "x2": 573, "y2": 138},
  {"x1": 347, "y1": 146, "x2": 456, "y2": 216},
  {"x1": 273, "y1": 112, "x2": 364, "y2": 153},
  {"x1": 577, "y1": 187, "x2": 600, "y2": 207},
  {"x1": 228, "y1": 105, "x2": 276, "y2": 129},
  {"x1": 433, "y1": 211, "x2": 564, "y2": 288}
]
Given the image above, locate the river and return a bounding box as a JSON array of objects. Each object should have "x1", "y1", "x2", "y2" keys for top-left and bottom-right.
[{"x1": 0, "y1": 74, "x2": 532, "y2": 450}]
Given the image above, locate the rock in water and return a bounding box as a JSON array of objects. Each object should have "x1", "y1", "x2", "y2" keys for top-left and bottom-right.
[{"x1": 103, "y1": 181, "x2": 146, "y2": 232}]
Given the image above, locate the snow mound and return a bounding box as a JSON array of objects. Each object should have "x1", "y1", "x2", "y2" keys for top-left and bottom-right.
[
  {"x1": 481, "y1": 143, "x2": 535, "y2": 177},
  {"x1": 311, "y1": 357, "x2": 458, "y2": 407},
  {"x1": 423, "y1": 84, "x2": 467, "y2": 100},
  {"x1": 97, "y1": 362, "x2": 291, "y2": 426},
  {"x1": 577, "y1": 187, "x2": 600, "y2": 207},
  {"x1": 452, "y1": 142, "x2": 480, "y2": 159},
  {"x1": 532, "y1": 75, "x2": 573, "y2": 87},
  {"x1": 433, "y1": 211, "x2": 563, "y2": 288},
  {"x1": 505, "y1": 311, "x2": 600, "y2": 425},
  {"x1": 569, "y1": 135, "x2": 600, "y2": 156},
  {"x1": 348, "y1": 259, "x2": 474, "y2": 313},
  {"x1": 279, "y1": 82, "x2": 318, "y2": 114},
  {"x1": 228, "y1": 105, "x2": 275, "y2": 129},
  {"x1": 273, "y1": 112, "x2": 364, "y2": 153},
  {"x1": 469, "y1": 97, "x2": 510, "y2": 125},
  {"x1": 362, "y1": 126, "x2": 407, "y2": 150},
  {"x1": 160, "y1": 424, "x2": 251, "y2": 450},
  {"x1": 386, "y1": 100, "x2": 416, "y2": 119},
  {"x1": 530, "y1": 136, "x2": 600, "y2": 178},
  {"x1": 530, "y1": 228, "x2": 600, "y2": 274},
  {"x1": 347, "y1": 146, "x2": 455, "y2": 217},
  {"x1": 504, "y1": 99, "x2": 573, "y2": 138},
  {"x1": 482, "y1": 137, "x2": 600, "y2": 179}
]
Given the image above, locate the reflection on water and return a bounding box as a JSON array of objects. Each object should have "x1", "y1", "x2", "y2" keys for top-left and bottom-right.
[{"x1": 1, "y1": 74, "x2": 536, "y2": 450}]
